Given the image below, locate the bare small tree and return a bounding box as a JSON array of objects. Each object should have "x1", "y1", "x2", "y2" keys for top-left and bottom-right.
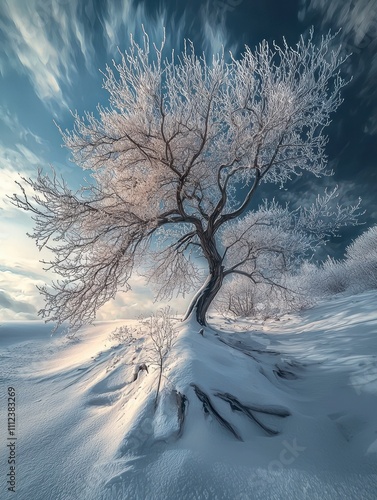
[
  {"x1": 141, "y1": 307, "x2": 176, "y2": 408},
  {"x1": 11, "y1": 28, "x2": 362, "y2": 331}
]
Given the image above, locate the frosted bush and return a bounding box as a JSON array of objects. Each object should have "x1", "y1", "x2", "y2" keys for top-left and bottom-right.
[
  {"x1": 294, "y1": 226, "x2": 377, "y2": 300},
  {"x1": 109, "y1": 325, "x2": 137, "y2": 344},
  {"x1": 345, "y1": 226, "x2": 377, "y2": 293},
  {"x1": 214, "y1": 273, "x2": 313, "y2": 320}
]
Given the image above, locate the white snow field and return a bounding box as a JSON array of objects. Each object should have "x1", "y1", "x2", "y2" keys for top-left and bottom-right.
[{"x1": 1, "y1": 290, "x2": 377, "y2": 500}]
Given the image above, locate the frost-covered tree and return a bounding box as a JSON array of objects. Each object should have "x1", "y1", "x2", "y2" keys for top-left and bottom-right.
[
  {"x1": 11, "y1": 29, "x2": 362, "y2": 331},
  {"x1": 141, "y1": 306, "x2": 177, "y2": 408},
  {"x1": 341, "y1": 225, "x2": 377, "y2": 292},
  {"x1": 324, "y1": 226, "x2": 377, "y2": 295},
  {"x1": 346, "y1": 225, "x2": 377, "y2": 264}
]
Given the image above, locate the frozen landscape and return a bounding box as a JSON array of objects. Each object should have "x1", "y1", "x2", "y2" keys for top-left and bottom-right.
[
  {"x1": 1, "y1": 290, "x2": 377, "y2": 500},
  {"x1": 1, "y1": 3, "x2": 377, "y2": 499}
]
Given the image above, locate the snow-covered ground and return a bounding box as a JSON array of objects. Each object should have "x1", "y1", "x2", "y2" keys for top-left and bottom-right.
[{"x1": 1, "y1": 291, "x2": 377, "y2": 500}]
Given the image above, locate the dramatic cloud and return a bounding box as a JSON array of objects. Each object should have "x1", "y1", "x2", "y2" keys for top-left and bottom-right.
[
  {"x1": 0, "y1": 0, "x2": 96, "y2": 112},
  {"x1": 101, "y1": 0, "x2": 234, "y2": 58},
  {"x1": 0, "y1": 0, "x2": 235, "y2": 115},
  {"x1": 0, "y1": 289, "x2": 36, "y2": 315},
  {"x1": 299, "y1": 0, "x2": 377, "y2": 134},
  {"x1": 0, "y1": 267, "x2": 45, "y2": 320},
  {"x1": 299, "y1": 0, "x2": 377, "y2": 43}
]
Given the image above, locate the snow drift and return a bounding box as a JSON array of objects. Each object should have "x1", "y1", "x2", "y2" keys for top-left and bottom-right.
[{"x1": 1, "y1": 291, "x2": 377, "y2": 499}]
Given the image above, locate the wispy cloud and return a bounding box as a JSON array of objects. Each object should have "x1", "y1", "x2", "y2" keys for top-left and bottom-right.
[
  {"x1": 102, "y1": 0, "x2": 137, "y2": 52},
  {"x1": 299, "y1": 0, "x2": 377, "y2": 134},
  {"x1": 101, "y1": 0, "x2": 236, "y2": 61},
  {"x1": 199, "y1": 1, "x2": 239, "y2": 56},
  {"x1": 299, "y1": 0, "x2": 377, "y2": 44},
  {"x1": 101, "y1": 0, "x2": 187, "y2": 57},
  {"x1": 0, "y1": 105, "x2": 46, "y2": 145},
  {"x1": 0, "y1": 0, "x2": 96, "y2": 113},
  {"x1": 0, "y1": 141, "x2": 46, "y2": 211},
  {"x1": 364, "y1": 114, "x2": 377, "y2": 136},
  {"x1": 0, "y1": 0, "x2": 238, "y2": 115}
]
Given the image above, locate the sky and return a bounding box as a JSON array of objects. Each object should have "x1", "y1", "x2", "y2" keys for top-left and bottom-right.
[{"x1": 0, "y1": 0, "x2": 376, "y2": 322}]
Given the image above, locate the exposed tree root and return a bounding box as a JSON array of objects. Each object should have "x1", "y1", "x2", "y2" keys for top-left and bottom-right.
[
  {"x1": 132, "y1": 363, "x2": 149, "y2": 382},
  {"x1": 191, "y1": 384, "x2": 243, "y2": 441},
  {"x1": 215, "y1": 392, "x2": 290, "y2": 436},
  {"x1": 217, "y1": 334, "x2": 305, "y2": 383},
  {"x1": 173, "y1": 390, "x2": 188, "y2": 438},
  {"x1": 273, "y1": 365, "x2": 298, "y2": 380},
  {"x1": 217, "y1": 337, "x2": 280, "y2": 360},
  {"x1": 215, "y1": 392, "x2": 291, "y2": 417}
]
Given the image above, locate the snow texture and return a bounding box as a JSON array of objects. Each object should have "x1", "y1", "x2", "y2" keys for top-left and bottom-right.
[{"x1": 1, "y1": 292, "x2": 377, "y2": 499}]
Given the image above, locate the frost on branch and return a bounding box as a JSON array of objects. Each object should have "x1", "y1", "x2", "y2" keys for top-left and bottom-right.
[
  {"x1": 295, "y1": 188, "x2": 362, "y2": 240},
  {"x1": 140, "y1": 307, "x2": 177, "y2": 408},
  {"x1": 215, "y1": 193, "x2": 361, "y2": 319},
  {"x1": 220, "y1": 193, "x2": 361, "y2": 286},
  {"x1": 10, "y1": 28, "x2": 362, "y2": 330},
  {"x1": 144, "y1": 224, "x2": 205, "y2": 302}
]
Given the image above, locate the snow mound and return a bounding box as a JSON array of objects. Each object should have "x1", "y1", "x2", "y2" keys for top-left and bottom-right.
[{"x1": 1, "y1": 292, "x2": 377, "y2": 499}]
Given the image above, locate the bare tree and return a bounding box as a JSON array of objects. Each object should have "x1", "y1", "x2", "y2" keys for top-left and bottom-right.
[
  {"x1": 11, "y1": 28, "x2": 361, "y2": 331},
  {"x1": 141, "y1": 307, "x2": 176, "y2": 409}
]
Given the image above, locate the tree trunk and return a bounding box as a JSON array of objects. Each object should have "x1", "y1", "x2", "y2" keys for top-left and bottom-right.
[
  {"x1": 154, "y1": 359, "x2": 163, "y2": 409},
  {"x1": 184, "y1": 263, "x2": 224, "y2": 326},
  {"x1": 184, "y1": 231, "x2": 224, "y2": 325}
]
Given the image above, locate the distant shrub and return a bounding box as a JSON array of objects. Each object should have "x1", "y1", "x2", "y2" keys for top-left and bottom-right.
[
  {"x1": 346, "y1": 226, "x2": 377, "y2": 261},
  {"x1": 297, "y1": 226, "x2": 377, "y2": 299},
  {"x1": 109, "y1": 325, "x2": 137, "y2": 344},
  {"x1": 318, "y1": 257, "x2": 349, "y2": 295},
  {"x1": 216, "y1": 279, "x2": 256, "y2": 318},
  {"x1": 214, "y1": 274, "x2": 313, "y2": 320},
  {"x1": 345, "y1": 226, "x2": 377, "y2": 293}
]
